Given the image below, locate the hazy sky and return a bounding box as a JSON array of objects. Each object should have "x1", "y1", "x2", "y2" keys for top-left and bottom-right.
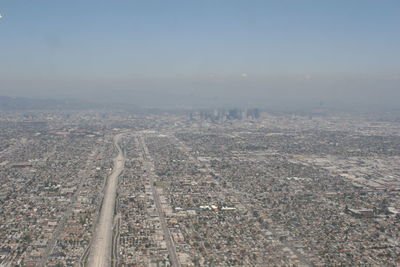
[{"x1": 1, "y1": 0, "x2": 400, "y2": 108}]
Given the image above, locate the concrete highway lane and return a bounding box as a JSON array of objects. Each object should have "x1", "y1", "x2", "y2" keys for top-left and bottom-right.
[{"x1": 138, "y1": 135, "x2": 181, "y2": 267}]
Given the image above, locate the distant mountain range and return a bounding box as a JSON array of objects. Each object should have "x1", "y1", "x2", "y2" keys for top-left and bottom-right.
[{"x1": 0, "y1": 96, "x2": 88, "y2": 110}]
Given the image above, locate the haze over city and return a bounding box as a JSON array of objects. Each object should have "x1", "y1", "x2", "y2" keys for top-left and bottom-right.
[
  {"x1": 1, "y1": 1, "x2": 400, "y2": 267},
  {"x1": 1, "y1": 0, "x2": 400, "y2": 108}
]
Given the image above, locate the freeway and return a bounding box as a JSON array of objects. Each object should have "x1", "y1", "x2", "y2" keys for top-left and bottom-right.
[
  {"x1": 87, "y1": 134, "x2": 125, "y2": 267},
  {"x1": 138, "y1": 135, "x2": 181, "y2": 267}
]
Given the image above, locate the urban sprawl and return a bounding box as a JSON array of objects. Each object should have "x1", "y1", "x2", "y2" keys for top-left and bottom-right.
[{"x1": 0, "y1": 109, "x2": 399, "y2": 266}]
